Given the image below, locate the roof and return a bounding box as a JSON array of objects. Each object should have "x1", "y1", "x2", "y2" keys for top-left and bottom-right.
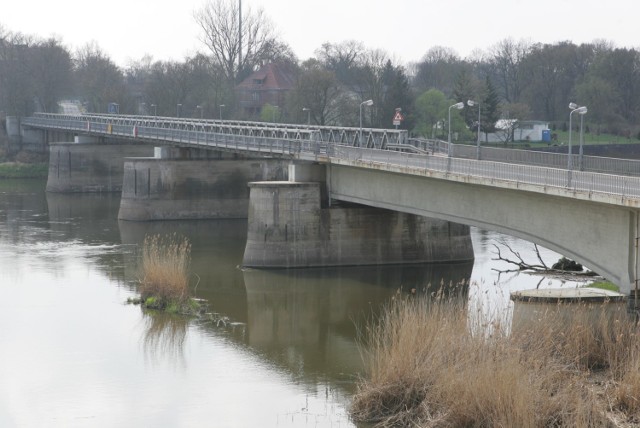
[{"x1": 236, "y1": 63, "x2": 296, "y2": 91}]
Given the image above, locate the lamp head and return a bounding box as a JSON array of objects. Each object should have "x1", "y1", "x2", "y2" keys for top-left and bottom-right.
[
  {"x1": 467, "y1": 100, "x2": 476, "y2": 107},
  {"x1": 455, "y1": 102, "x2": 464, "y2": 109},
  {"x1": 569, "y1": 102, "x2": 578, "y2": 109},
  {"x1": 577, "y1": 106, "x2": 588, "y2": 114},
  {"x1": 363, "y1": 99, "x2": 374, "y2": 106}
]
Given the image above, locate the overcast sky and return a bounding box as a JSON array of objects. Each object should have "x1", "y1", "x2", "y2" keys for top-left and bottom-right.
[{"x1": 2, "y1": 0, "x2": 638, "y2": 67}]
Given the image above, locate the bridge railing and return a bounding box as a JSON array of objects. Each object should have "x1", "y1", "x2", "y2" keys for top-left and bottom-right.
[
  {"x1": 21, "y1": 113, "x2": 640, "y2": 199},
  {"x1": 24, "y1": 113, "x2": 408, "y2": 150},
  {"x1": 450, "y1": 143, "x2": 640, "y2": 177},
  {"x1": 331, "y1": 145, "x2": 640, "y2": 199}
]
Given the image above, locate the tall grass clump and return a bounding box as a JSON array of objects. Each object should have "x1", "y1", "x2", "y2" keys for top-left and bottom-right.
[
  {"x1": 351, "y1": 293, "x2": 640, "y2": 427},
  {"x1": 138, "y1": 233, "x2": 191, "y2": 310}
]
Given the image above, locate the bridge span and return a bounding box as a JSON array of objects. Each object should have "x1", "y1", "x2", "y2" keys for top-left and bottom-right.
[{"x1": 21, "y1": 113, "x2": 640, "y2": 296}]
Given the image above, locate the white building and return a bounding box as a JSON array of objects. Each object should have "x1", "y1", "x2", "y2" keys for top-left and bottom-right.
[{"x1": 486, "y1": 120, "x2": 550, "y2": 143}]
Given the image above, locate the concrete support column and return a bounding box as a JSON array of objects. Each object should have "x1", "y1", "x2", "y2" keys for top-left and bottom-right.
[
  {"x1": 46, "y1": 142, "x2": 153, "y2": 193},
  {"x1": 118, "y1": 155, "x2": 288, "y2": 221},
  {"x1": 243, "y1": 181, "x2": 474, "y2": 268}
]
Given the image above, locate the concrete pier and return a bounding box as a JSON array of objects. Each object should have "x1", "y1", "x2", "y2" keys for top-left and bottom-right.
[
  {"x1": 46, "y1": 141, "x2": 152, "y2": 192},
  {"x1": 243, "y1": 181, "x2": 474, "y2": 268},
  {"x1": 118, "y1": 152, "x2": 288, "y2": 221}
]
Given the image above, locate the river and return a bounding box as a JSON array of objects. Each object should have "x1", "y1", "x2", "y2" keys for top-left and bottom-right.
[{"x1": 0, "y1": 179, "x2": 586, "y2": 427}]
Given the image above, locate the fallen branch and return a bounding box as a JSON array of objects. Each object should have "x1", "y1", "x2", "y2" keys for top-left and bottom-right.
[{"x1": 490, "y1": 241, "x2": 599, "y2": 278}]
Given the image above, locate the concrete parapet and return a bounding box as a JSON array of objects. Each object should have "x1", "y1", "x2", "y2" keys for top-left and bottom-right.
[
  {"x1": 118, "y1": 156, "x2": 289, "y2": 221},
  {"x1": 47, "y1": 142, "x2": 153, "y2": 192},
  {"x1": 243, "y1": 181, "x2": 474, "y2": 268}
]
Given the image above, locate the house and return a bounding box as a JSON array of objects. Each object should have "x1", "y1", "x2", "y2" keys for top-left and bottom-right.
[
  {"x1": 486, "y1": 120, "x2": 551, "y2": 143},
  {"x1": 235, "y1": 63, "x2": 296, "y2": 118}
]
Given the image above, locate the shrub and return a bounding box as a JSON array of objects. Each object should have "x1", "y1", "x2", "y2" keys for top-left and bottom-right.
[
  {"x1": 138, "y1": 234, "x2": 191, "y2": 310},
  {"x1": 351, "y1": 293, "x2": 639, "y2": 427}
]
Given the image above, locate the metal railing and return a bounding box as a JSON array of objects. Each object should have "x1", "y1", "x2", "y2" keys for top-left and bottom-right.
[
  {"x1": 450, "y1": 143, "x2": 640, "y2": 177},
  {"x1": 21, "y1": 113, "x2": 640, "y2": 201},
  {"x1": 332, "y1": 146, "x2": 640, "y2": 200},
  {"x1": 24, "y1": 113, "x2": 408, "y2": 149}
]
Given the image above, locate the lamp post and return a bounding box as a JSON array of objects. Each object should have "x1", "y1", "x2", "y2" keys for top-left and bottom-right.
[
  {"x1": 196, "y1": 105, "x2": 203, "y2": 119},
  {"x1": 272, "y1": 106, "x2": 279, "y2": 123},
  {"x1": 176, "y1": 103, "x2": 182, "y2": 118},
  {"x1": 302, "y1": 107, "x2": 310, "y2": 125},
  {"x1": 568, "y1": 103, "x2": 588, "y2": 171},
  {"x1": 359, "y1": 99, "x2": 373, "y2": 147},
  {"x1": 448, "y1": 102, "x2": 464, "y2": 157},
  {"x1": 578, "y1": 106, "x2": 588, "y2": 170},
  {"x1": 467, "y1": 99, "x2": 481, "y2": 159},
  {"x1": 219, "y1": 104, "x2": 225, "y2": 120},
  {"x1": 150, "y1": 104, "x2": 157, "y2": 116}
]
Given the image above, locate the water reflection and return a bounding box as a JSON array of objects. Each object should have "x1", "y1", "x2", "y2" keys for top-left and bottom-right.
[
  {"x1": 118, "y1": 218, "x2": 249, "y2": 320},
  {"x1": 1, "y1": 179, "x2": 588, "y2": 427},
  {"x1": 118, "y1": 216, "x2": 473, "y2": 392},
  {"x1": 242, "y1": 263, "x2": 472, "y2": 387},
  {"x1": 140, "y1": 309, "x2": 189, "y2": 366},
  {"x1": 46, "y1": 191, "x2": 128, "y2": 283}
]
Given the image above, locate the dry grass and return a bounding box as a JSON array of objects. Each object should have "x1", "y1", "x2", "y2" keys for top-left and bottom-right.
[
  {"x1": 138, "y1": 233, "x2": 191, "y2": 309},
  {"x1": 351, "y1": 293, "x2": 640, "y2": 427}
]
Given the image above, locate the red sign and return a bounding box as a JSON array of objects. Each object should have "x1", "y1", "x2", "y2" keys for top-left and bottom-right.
[{"x1": 392, "y1": 110, "x2": 404, "y2": 126}]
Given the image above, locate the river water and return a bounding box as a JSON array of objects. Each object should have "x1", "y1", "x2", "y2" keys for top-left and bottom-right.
[{"x1": 0, "y1": 179, "x2": 586, "y2": 427}]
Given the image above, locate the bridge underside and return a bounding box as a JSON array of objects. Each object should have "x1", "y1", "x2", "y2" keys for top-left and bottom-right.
[{"x1": 327, "y1": 164, "x2": 639, "y2": 295}]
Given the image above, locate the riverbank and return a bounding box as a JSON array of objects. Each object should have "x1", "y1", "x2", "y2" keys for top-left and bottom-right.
[
  {"x1": 0, "y1": 162, "x2": 48, "y2": 178},
  {"x1": 351, "y1": 294, "x2": 640, "y2": 427}
]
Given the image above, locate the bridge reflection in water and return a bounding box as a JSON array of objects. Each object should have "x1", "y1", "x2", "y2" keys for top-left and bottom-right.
[{"x1": 116, "y1": 217, "x2": 472, "y2": 387}]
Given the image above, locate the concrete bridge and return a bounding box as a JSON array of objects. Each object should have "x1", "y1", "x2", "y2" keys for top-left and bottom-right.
[{"x1": 20, "y1": 113, "x2": 640, "y2": 297}]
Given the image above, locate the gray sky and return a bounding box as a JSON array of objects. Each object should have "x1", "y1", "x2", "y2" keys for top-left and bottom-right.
[{"x1": 3, "y1": 0, "x2": 638, "y2": 67}]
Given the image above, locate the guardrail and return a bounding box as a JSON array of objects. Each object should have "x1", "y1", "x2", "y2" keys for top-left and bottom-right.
[{"x1": 451, "y1": 144, "x2": 640, "y2": 177}]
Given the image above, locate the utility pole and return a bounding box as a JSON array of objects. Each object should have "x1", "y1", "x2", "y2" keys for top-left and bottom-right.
[{"x1": 238, "y1": 0, "x2": 242, "y2": 80}]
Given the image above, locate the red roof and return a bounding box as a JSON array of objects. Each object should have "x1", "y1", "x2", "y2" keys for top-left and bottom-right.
[{"x1": 237, "y1": 63, "x2": 295, "y2": 91}]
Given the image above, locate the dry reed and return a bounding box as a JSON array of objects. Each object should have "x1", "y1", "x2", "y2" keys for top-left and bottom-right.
[
  {"x1": 138, "y1": 233, "x2": 191, "y2": 309},
  {"x1": 351, "y1": 293, "x2": 640, "y2": 427}
]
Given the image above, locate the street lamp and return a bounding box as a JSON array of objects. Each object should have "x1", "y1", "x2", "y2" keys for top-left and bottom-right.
[
  {"x1": 176, "y1": 103, "x2": 182, "y2": 118},
  {"x1": 467, "y1": 99, "x2": 481, "y2": 159},
  {"x1": 219, "y1": 104, "x2": 225, "y2": 120},
  {"x1": 150, "y1": 104, "x2": 157, "y2": 116},
  {"x1": 568, "y1": 103, "x2": 588, "y2": 173},
  {"x1": 359, "y1": 99, "x2": 373, "y2": 147},
  {"x1": 302, "y1": 107, "x2": 310, "y2": 125},
  {"x1": 196, "y1": 105, "x2": 203, "y2": 119},
  {"x1": 579, "y1": 106, "x2": 588, "y2": 170},
  {"x1": 448, "y1": 102, "x2": 464, "y2": 157}
]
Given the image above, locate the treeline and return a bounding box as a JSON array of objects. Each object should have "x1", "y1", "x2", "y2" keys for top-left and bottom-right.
[{"x1": 2, "y1": 2, "x2": 640, "y2": 140}]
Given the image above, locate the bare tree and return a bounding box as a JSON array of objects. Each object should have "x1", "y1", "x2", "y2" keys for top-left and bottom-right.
[
  {"x1": 74, "y1": 42, "x2": 130, "y2": 113},
  {"x1": 488, "y1": 38, "x2": 532, "y2": 103},
  {"x1": 194, "y1": 0, "x2": 292, "y2": 82}
]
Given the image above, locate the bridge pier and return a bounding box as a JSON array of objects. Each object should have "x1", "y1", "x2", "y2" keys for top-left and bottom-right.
[
  {"x1": 242, "y1": 166, "x2": 474, "y2": 268},
  {"x1": 47, "y1": 141, "x2": 153, "y2": 192},
  {"x1": 118, "y1": 148, "x2": 288, "y2": 220}
]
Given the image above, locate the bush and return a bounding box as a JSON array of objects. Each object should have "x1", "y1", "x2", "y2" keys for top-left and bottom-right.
[
  {"x1": 138, "y1": 234, "x2": 191, "y2": 310},
  {"x1": 351, "y1": 293, "x2": 640, "y2": 427}
]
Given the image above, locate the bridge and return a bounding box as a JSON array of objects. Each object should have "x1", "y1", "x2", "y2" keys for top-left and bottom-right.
[{"x1": 21, "y1": 113, "x2": 640, "y2": 297}]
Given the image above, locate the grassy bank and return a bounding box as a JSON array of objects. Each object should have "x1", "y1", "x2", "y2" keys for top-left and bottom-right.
[
  {"x1": 351, "y1": 294, "x2": 640, "y2": 427},
  {"x1": 0, "y1": 162, "x2": 48, "y2": 178}
]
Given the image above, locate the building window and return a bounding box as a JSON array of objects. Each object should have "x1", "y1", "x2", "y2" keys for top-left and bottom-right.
[{"x1": 252, "y1": 92, "x2": 259, "y2": 101}]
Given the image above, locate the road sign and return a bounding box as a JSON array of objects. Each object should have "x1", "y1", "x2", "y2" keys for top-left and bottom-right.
[{"x1": 392, "y1": 110, "x2": 404, "y2": 126}]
